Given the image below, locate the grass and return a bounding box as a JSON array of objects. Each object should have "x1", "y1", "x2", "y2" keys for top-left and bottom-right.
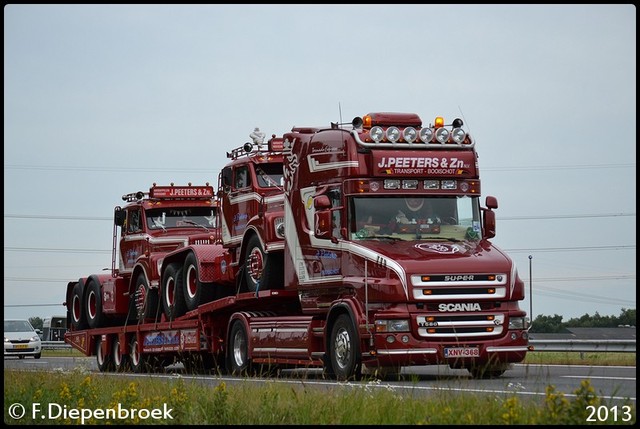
[{"x1": 4, "y1": 368, "x2": 636, "y2": 425}]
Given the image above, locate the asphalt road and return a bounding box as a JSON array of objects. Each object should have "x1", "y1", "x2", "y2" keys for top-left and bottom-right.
[{"x1": 5, "y1": 355, "x2": 636, "y2": 406}]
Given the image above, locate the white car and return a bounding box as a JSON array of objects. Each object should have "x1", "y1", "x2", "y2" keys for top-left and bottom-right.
[{"x1": 4, "y1": 319, "x2": 42, "y2": 359}]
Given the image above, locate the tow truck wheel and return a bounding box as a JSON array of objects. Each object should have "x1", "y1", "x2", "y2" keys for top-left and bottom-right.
[
  {"x1": 183, "y1": 252, "x2": 214, "y2": 311},
  {"x1": 86, "y1": 280, "x2": 105, "y2": 329},
  {"x1": 112, "y1": 336, "x2": 130, "y2": 373},
  {"x1": 129, "y1": 336, "x2": 147, "y2": 373},
  {"x1": 131, "y1": 273, "x2": 159, "y2": 322},
  {"x1": 70, "y1": 282, "x2": 88, "y2": 330},
  {"x1": 227, "y1": 320, "x2": 251, "y2": 375},
  {"x1": 327, "y1": 314, "x2": 362, "y2": 381},
  {"x1": 161, "y1": 263, "x2": 187, "y2": 320},
  {"x1": 243, "y1": 235, "x2": 283, "y2": 293},
  {"x1": 96, "y1": 336, "x2": 113, "y2": 372}
]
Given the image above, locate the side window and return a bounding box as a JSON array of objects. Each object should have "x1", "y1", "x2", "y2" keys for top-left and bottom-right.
[
  {"x1": 127, "y1": 209, "x2": 142, "y2": 233},
  {"x1": 235, "y1": 166, "x2": 252, "y2": 189}
]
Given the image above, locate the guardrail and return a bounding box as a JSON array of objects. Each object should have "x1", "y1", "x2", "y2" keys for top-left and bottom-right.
[
  {"x1": 43, "y1": 340, "x2": 636, "y2": 353},
  {"x1": 41, "y1": 341, "x2": 72, "y2": 350},
  {"x1": 528, "y1": 339, "x2": 635, "y2": 353}
]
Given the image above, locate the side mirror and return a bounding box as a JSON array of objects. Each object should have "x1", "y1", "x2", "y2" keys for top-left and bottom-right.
[
  {"x1": 114, "y1": 208, "x2": 126, "y2": 226},
  {"x1": 485, "y1": 196, "x2": 498, "y2": 210},
  {"x1": 314, "y1": 210, "x2": 332, "y2": 240},
  {"x1": 314, "y1": 195, "x2": 331, "y2": 210},
  {"x1": 483, "y1": 209, "x2": 496, "y2": 239}
]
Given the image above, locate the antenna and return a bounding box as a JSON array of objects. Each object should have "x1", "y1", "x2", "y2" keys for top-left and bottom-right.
[
  {"x1": 338, "y1": 102, "x2": 343, "y2": 125},
  {"x1": 458, "y1": 105, "x2": 470, "y2": 133}
]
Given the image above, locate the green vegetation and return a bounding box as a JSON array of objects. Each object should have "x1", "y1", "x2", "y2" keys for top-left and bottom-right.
[
  {"x1": 4, "y1": 368, "x2": 635, "y2": 425},
  {"x1": 530, "y1": 308, "x2": 636, "y2": 333},
  {"x1": 523, "y1": 351, "x2": 636, "y2": 367}
]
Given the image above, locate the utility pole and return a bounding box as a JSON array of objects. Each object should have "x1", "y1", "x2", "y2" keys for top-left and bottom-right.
[{"x1": 528, "y1": 254, "x2": 533, "y2": 326}]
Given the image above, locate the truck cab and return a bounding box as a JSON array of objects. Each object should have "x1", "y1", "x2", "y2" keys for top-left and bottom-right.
[{"x1": 217, "y1": 134, "x2": 286, "y2": 293}]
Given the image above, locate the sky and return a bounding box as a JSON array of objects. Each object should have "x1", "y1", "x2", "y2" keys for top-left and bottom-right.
[{"x1": 4, "y1": 4, "x2": 636, "y2": 323}]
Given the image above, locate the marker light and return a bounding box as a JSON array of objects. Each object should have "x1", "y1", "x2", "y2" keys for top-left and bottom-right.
[{"x1": 434, "y1": 116, "x2": 445, "y2": 128}]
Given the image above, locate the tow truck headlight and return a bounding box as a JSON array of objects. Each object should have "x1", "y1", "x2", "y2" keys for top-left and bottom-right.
[
  {"x1": 274, "y1": 217, "x2": 285, "y2": 238},
  {"x1": 375, "y1": 319, "x2": 410, "y2": 333},
  {"x1": 451, "y1": 127, "x2": 467, "y2": 144},
  {"x1": 419, "y1": 127, "x2": 434, "y2": 143},
  {"x1": 403, "y1": 127, "x2": 417, "y2": 143},
  {"x1": 385, "y1": 126, "x2": 400, "y2": 143},
  {"x1": 435, "y1": 127, "x2": 450, "y2": 144},
  {"x1": 509, "y1": 317, "x2": 528, "y2": 330},
  {"x1": 370, "y1": 126, "x2": 384, "y2": 143}
]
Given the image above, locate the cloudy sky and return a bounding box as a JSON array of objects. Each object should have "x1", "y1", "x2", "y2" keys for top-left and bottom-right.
[{"x1": 4, "y1": 4, "x2": 636, "y2": 322}]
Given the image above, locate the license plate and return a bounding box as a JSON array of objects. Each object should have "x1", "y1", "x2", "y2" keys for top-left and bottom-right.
[
  {"x1": 14, "y1": 344, "x2": 28, "y2": 349},
  {"x1": 444, "y1": 347, "x2": 479, "y2": 358}
]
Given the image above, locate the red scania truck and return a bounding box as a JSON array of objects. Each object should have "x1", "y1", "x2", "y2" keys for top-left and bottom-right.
[{"x1": 65, "y1": 112, "x2": 530, "y2": 379}]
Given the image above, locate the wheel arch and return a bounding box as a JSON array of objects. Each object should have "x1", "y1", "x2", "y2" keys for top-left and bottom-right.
[{"x1": 324, "y1": 301, "x2": 361, "y2": 358}]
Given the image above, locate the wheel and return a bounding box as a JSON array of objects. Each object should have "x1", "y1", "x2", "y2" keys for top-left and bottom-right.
[
  {"x1": 112, "y1": 336, "x2": 130, "y2": 373},
  {"x1": 34, "y1": 353, "x2": 41, "y2": 359},
  {"x1": 327, "y1": 314, "x2": 361, "y2": 381},
  {"x1": 129, "y1": 335, "x2": 148, "y2": 374},
  {"x1": 96, "y1": 336, "x2": 113, "y2": 372},
  {"x1": 70, "y1": 282, "x2": 88, "y2": 330},
  {"x1": 18, "y1": 355, "x2": 25, "y2": 359},
  {"x1": 183, "y1": 253, "x2": 215, "y2": 311},
  {"x1": 86, "y1": 280, "x2": 105, "y2": 329},
  {"x1": 243, "y1": 235, "x2": 283, "y2": 292},
  {"x1": 227, "y1": 320, "x2": 251, "y2": 375},
  {"x1": 130, "y1": 273, "x2": 159, "y2": 322},
  {"x1": 161, "y1": 263, "x2": 187, "y2": 320}
]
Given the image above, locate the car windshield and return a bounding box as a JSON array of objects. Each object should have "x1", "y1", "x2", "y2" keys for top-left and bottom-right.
[
  {"x1": 349, "y1": 195, "x2": 482, "y2": 242},
  {"x1": 4, "y1": 320, "x2": 34, "y2": 332},
  {"x1": 146, "y1": 207, "x2": 217, "y2": 230}
]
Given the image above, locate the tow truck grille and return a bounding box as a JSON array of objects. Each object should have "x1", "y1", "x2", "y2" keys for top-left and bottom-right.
[{"x1": 416, "y1": 314, "x2": 505, "y2": 338}]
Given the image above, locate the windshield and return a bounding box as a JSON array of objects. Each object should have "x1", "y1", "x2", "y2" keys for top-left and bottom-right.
[
  {"x1": 146, "y1": 207, "x2": 217, "y2": 230},
  {"x1": 349, "y1": 196, "x2": 482, "y2": 242},
  {"x1": 255, "y1": 163, "x2": 284, "y2": 188},
  {"x1": 4, "y1": 320, "x2": 35, "y2": 332}
]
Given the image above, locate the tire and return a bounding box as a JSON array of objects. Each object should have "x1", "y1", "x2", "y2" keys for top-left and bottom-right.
[
  {"x1": 327, "y1": 314, "x2": 361, "y2": 381},
  {"x1": 112, "y1": 336, "x2": 129, "y2": 373},
  {"x1": 19, "y1": 355, "x2": 25, "y2": 359},
  {"x1": 183, "y1": 253, "x2": 215, "y2": 311},
  {"x1": 70, "y1": 282, "x2": 88, "y2": 330},
  {"x1": 227, "y1": 320, "x2": 251, "y2": 375},
  {"x1": 130, "y1": 273, "x2": 159, "y2": 322},
  {"x1": 161, "y1": 263, "x2": 187, "y2": 320},
  {"x1": 86, "y1": 280, "x2": 105, "y2": 329},
  {"x1": 34, "y1": 353, "x2": 41, "y2": 359},
  {"x1": 129, "y1": 335, "x2": 147, "y2": 374},
  {"x1": 243, "y1": 235, "x2": 283, "y2": 293},
  {"x1": 96, "y1": 336, "x2": 113, "y2": 372}
]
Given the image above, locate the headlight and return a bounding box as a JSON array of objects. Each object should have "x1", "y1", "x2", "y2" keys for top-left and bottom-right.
[
  {"x1": 509, "y1": 317, "x2": 528, "y2": 330},
  {"x1": 375, "y1": 319, "x2": 410, "y2": 333},
  {"x1": 31, "y1": 335, "x2": 40, "y2": 342}
]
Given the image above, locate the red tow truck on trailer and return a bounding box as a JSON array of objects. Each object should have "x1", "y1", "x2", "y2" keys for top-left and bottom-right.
[{"x1": 65, "y1": 112, "x2": 530, "y2": 379}]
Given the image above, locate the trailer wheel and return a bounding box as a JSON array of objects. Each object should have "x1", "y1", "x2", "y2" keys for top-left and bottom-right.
[
  {"x1": 112, "y1": 336, "x2": 130, "y2": 373},
  {"x1": 327, "y1": 314, "x2": 362, "y2": 381},
  {"x1": 86, "y1": 280, "x2": 106, "y2": 329},
  {"x1": 129, "y1": 336, "x2": 148, "y2": 373},
  {"x1": 243, "y1": 235, "x2": 283, "y2": 292},
  {"x1": 161, "y1": 263, "x2": 187, "y2": 320},
  {"x1": 96, "y1": 336, "x2": 113, "y2": 372},
  {"x1": 70, "y1": 282, "x2": 88, "y2": 330},
  {"x1": 227, "y1": 320, "x2": 251, "y2": 375},
  {"x1": 183, "y1": 252, "x2": 215, "y2": 311},
  {"x1": 131, "y1": 273, "x2": 159, "y2": 322}
]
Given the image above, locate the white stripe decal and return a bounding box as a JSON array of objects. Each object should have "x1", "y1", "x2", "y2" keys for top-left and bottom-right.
[{"x1": 307, "y1": 155, "x2": 359, "y2": 173}]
